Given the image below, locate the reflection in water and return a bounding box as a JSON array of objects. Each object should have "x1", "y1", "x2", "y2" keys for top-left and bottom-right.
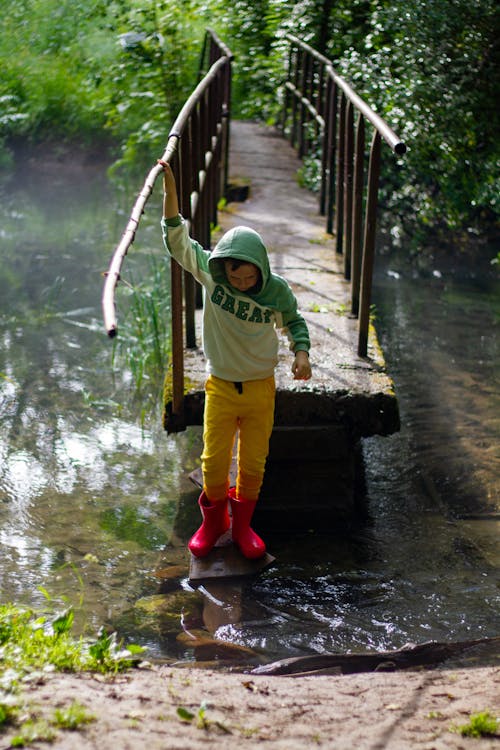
[
  {"x1": 0, "y1": 155, "x2": 498, "y2": 663},
  {"x1": 0, "y1": 155, "x2": 180, "y2": 631}
]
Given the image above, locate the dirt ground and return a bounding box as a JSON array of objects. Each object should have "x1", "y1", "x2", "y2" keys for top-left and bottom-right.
[{"x1": 4, "y1": 663, "x2": 499, "y2": 749}]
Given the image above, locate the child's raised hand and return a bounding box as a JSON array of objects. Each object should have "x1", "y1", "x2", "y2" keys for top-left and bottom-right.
[
  {"x1": 292, "y1": 350, "x2": 312, "y2": 380},
  {"x1": 158, "y1": 161, "x2": 180, "y2": 219},
  {"x1": 158, "y1": 160, "x2": 176, "y2": 192}
]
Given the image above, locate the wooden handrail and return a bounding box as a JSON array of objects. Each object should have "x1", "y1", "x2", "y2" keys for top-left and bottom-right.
[
  {"x1": 102, "y1": 30, "x2": 233, "y2": 431},
  {"x1": 283, "y1": 34, "x2": 406, "y2": 357},
  {"x1": 102, "y1": 53, "x2": 231, "y2": 338}
]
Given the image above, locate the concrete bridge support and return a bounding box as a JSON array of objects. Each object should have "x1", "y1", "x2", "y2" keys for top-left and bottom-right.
[{"x1": 258, "y1": 425, "x2": 365, "y2": 530}]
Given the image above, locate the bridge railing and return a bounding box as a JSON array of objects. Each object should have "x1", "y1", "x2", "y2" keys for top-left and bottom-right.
[
  {"x1": 102, "y1": 29, "x2": 233, "y2": 430},
  {"x1": 282, "y1": 34, "x2": 406, "y2": 356}
]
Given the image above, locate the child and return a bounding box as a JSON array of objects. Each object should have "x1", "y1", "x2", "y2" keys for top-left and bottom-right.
[{"x1": 160, "y1": 162, "x2": 312, "y2": 559}]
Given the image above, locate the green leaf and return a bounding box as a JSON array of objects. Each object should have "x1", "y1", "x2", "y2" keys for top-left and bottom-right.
[
  {"x1": 124, "y1": 643, "x2": 146, "y2": 655},
  {"x1": 50, "y1": 608, "x2": 74, "y2": 636},
  {"x1": 37, "y1": 586, "x2": 52, "y2": 602},
  {"x1": 177, "y1": 706, "x2": 195, "y2": 722}
]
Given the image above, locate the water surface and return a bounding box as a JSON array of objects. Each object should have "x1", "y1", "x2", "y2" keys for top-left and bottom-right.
[{"x1": 0, "y1": 156, "x2": 498, "y2": 663}]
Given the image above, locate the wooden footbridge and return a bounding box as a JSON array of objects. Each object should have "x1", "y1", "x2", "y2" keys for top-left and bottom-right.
[{"x1": 102, "y1": 30, "x2": 406, "y2": 529}]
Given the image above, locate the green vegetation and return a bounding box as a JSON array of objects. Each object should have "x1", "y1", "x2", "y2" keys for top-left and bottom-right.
[
  {"x1": 0, "y1": 0, "x2": 208, "y2": 179},
  {"x1": 1, "y1": 0, "x2": 497, "y2": 247},
  {"x1": 0, "y1": 600, "x2": 144, "y2": 685},
  {"x1": 0, "y1": 599, "x2": 144, "y2": 745},
  {"x1": 177, "y1": 701, "x2": 231, "y2": 733},
  {"x1": 112, "y1": 253, "x2": 171, "y2": 404},
  {"x1": 1, "y1": 701, "x2": 96, "y2": 747},
  {"x1": 453, "y1": 710, "x2": 499, "y2": 738},
  {"x1": 9, "y1": 718, "x2": 57, "y2": 748},
  {"x1": 331, "y1": 0, "x2": 500, "y2": 243},
  {"x1": 53, "y1": 701, "x2": 96, "y2": 731}
]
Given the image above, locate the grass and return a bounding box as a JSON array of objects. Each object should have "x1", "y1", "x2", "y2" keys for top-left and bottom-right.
[
  {"x1": 0, "y1": 600, "x2": 145, "y2": 691},
  {"x1": 0, "y1": 600, "x2": 144, "y2": 746},
  {"x1": 10, "y1": 718, "x2": 57, "y2": 747},
  {"x1": 112, "y1": 253, "x2": 171, "y2": 407},
  {"x1": 177, "y1": 702, "x2": 231, "y2": 734},
  {"x1": 453, "y1": 710, "x2": 499, "y2": 738},
  {"x1": 0, "y1": 699, "x2": 18, "y2": 728},
  {"x1": 4, "y1": 703, "x2": 96, "y2": 747},
  {"x1": 53, "y1": 701, "x2": 96, "y2": 731}
]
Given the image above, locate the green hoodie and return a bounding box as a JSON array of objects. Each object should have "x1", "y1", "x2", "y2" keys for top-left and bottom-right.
[{"x1": 162, "y1": 216, "x2": 310, "y2": 382}]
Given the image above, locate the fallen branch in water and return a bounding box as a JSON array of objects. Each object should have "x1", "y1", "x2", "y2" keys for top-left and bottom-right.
[{"x1": 252, "y1": 636, "x2": 500, "y2": 676}]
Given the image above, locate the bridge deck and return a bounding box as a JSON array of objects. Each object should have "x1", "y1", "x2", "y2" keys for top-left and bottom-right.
[{"x1": 165, "y1": 121, "x2": 399, "y2": 442}]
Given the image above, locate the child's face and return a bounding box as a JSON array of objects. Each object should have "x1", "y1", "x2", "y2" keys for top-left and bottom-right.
[{"x1": 224, "y1": 261, "x2": 260, "y2": 292}]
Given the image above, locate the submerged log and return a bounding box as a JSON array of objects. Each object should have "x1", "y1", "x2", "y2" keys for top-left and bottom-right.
[{"x1": 251, "y1": 636, "x2": 500, "y2": 676}]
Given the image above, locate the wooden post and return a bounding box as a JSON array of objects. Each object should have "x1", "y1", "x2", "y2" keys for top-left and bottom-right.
[
  {"x1": 222, "y1": 61, "x2": 231, "y2": 199},
  {"x1": 290, "y1": 47, "x2": 298, "y2": 148},
  {"x1": 326, "y1": 76, "x2": 337, "y2": 235},
  {"x1": 358, "y1": 130, "x2": 381, "y2": 357},
  {"x1": 334, "y1": 93, "x2": 345, "y2": 254},
  {"x1": 343, "y1": 100, "x2": 354, "y2": 280},
  {"x1": 170, "y1": 154, "x2": 185, "y2": 425},
  {"x1": 351, "y1": 114, "x2": 365, "y2": 317},
  {"x1": 298, "y1": 49, "x2": 308, "y2": 158},
  {"x1": 316, "y1": 59, "x2": 325, "y2": 147},
  {"x1": 320, "y1": 68, "x2": 331, "y2": 217},
  {"x1": 179, "y1": 132, "x2": 197, "y2": 350}
]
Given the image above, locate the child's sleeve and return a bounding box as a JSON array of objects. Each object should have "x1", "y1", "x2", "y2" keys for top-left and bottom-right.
[
  {"x1": 161, "y1": 216, "x2": 210, "y2": 281},
  {"x1": 281, "y1": 293, "x2": 311, "y2": 353}
]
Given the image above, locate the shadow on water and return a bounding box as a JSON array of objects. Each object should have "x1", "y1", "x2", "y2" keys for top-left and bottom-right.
[{"x1": 0, "y1": 152, "x2": 498, "y2": 667}]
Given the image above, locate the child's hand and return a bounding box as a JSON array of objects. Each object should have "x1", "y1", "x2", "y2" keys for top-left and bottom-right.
[
  {"x1": 159, "y1": 161, "x2": 176, "y2": 193},
  {"x1": 292, "y1": 350, "x2": 312, "y2": 380},
  {"x1": 158, "y1": 160, "x2": 180, "y2": 219}
]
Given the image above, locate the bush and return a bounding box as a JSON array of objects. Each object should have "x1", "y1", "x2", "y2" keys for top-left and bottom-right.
[
  {"x1": 332, "y1": 0, "x2": 500, "y2": 238},
  {"x1": 1, "y1": 0, "x2": 498, "y2": 244}
]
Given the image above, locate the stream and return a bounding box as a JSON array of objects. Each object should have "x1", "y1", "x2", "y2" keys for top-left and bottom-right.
[{"x1": 0, "y1": 152, "x2": 498, "y2": 665}]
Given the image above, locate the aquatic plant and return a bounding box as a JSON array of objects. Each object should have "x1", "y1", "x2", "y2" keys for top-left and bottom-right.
[{"x1": 111, "y1": 252, "x2": 171, "y2": 407}]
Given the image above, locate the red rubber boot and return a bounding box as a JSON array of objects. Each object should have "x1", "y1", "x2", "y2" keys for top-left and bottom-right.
[
  {"x1": 229, "y1": 488, "x2": 266, "y2": 559},
  {"x1": 188, "y1": 491, "x2": 230, "y2": 558}
]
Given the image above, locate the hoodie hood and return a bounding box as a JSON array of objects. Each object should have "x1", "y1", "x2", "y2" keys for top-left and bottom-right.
[{"x1": 208, "y1": 226, "x2": 270, "y2": 292}]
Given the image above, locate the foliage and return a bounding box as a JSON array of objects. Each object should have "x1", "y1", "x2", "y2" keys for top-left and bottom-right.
[
  {"x1": 0, "y1": 599, "x2": 144, "y2": 750},
  {"x1": 203, "y1": 0, "x2": 499, "y2": 240},
  {"x1": 111, "y1": 252, "x2": 171, "y2": 405},
  {"x1": 0, "y1": 699, "x2": 17, "y2": 728},
  {"x1": 177, "y1": 701, "x2": 231, "y2": 733},
  {"x1": 332, "y1": 0, "x2": 500, "y2": 237},
  {"x1": 53, "y1": 701, "x2": 96, "y2": 731},
  {"x1": 9, "y1": 718, "x2": 57, "y2": 747},
  {"x1": 201, "y1": 0, "x2": 293, "y2": 122},
  {"x1": 0, "y1": 600, "x2": 145, "y2": 689},
  {"x1": 225, "y1": 0, "x2": 498, "y2": 244},
  {"x1": 1, "y1": 696, "x2": 95, "y2": 746},
  {"x1": 453, "y1": 710, "x2": 499, "y2": 738},
  {"x1": 0, "y1": 0, "x2": 205, "y2": 178},
  {"x1": 0, "y1": 0, "x2": 498, "y2": 242}
]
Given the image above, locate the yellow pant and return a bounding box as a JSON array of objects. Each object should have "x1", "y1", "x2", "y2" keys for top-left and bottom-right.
[{"x1": 202, "y1": 374, "x2": 276, "y2": 502}]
